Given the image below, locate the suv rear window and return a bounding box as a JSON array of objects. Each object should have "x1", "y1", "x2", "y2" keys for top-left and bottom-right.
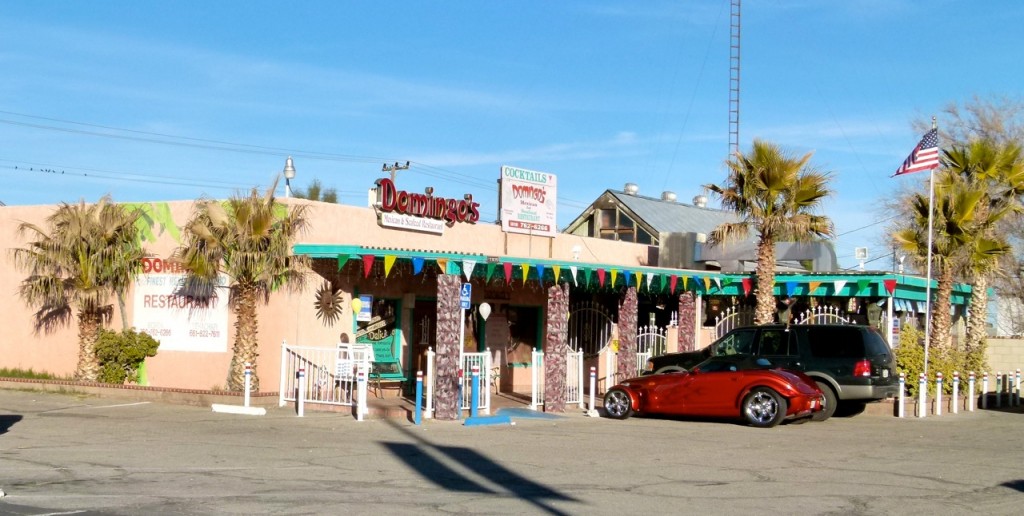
[{"x1": 806, "y1": 327, "x2": 865, "y2": 358}]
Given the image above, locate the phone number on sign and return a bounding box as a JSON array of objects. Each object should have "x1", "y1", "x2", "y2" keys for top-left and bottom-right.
[{"x1": 189, "y1": 329, "x2": 221, "y2": 338}]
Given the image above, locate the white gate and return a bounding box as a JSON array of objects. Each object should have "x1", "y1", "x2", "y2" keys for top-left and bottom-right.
[
  {"x1": 279, "y1": 341, "x2": 372, "y2": 408},
  {"x1": 569, "y1": 301, "x2": 615, "y2": 356},
  {"x1": 421, "y1": 347, "x2": 492, "y2": 417},
  {"x1": 715, "y1": 306, "x2": 755, "y2": 338},
  {"x1": 636, "y1": 324, "x2": 667, "y2": 375},
  {"x1": 530, "y1": 349, "x2": 585, "y2": 410},
  {"x1": 794, "y1": 306, "x2": 852, "y2": 325},
  {"x1": 460, "y1": 351, "x2": 492, "y2": 414}
]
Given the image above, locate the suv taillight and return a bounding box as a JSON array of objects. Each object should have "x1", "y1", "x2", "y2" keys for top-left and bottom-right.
[{"x1": 853, "y1": 359, "x2": 872, "y2": 377}]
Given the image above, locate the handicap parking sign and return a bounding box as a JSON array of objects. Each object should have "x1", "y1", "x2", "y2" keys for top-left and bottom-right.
[{"x1": 460, "y1": 283, "x2": 472, "y2": 309}]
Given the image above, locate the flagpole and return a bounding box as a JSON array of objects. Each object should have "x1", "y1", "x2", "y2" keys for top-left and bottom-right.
[{"x1": 923, "y1": 116, "x2": 937, "y2": 377}]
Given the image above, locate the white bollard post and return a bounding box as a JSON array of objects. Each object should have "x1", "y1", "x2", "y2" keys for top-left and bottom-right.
[
  {"x1": 968, "y1": 372, "x2": 975, "y2": 412},
  {"x1": 935, "y1": 372, "x2": 943, "y2": 416},
  {"x1": 297, "y1": 367, "x2": 305, "y2": 418},
  {"x1": 244, "y1": 362, "x2": 252, "y2": 408},
  {"x1": 898, "y1": 373, "x2": 905, "y2": 418},
  {"x1": 951, "y1": 372, "x2": 959, "y2": 414},
  {"x1": 918, "y1": 373, "x2": 927, "y2": 418},
  {"x1": 356, "y1": 364, "x2": 367, "y2": 422},
  {"x1": 1011, "y1": 368, "x2": 1019, "y2": 409},
  {"x1": 425, "y1": 347, "x2": 434, "y2": 419},
  {"x1": 982, "y1": 372, "x2": 989, "y2": 409},
  {"x1": 587, "y1": 366, "x2": 598, "y2": 417},
  {"x1": 996, "y1": 371, "x2": 1002, "y2": 408}
]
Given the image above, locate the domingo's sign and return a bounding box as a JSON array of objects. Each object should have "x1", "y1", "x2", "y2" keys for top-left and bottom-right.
[{"x1": 375, "y1": 178, "x2": 480, "y2": 231}]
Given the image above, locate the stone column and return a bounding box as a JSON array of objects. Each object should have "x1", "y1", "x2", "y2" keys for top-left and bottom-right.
[
  {"x1": 616, "y1": 287, "x2": 638, "y2": 380},
  {"x1": 434, "y1": 274, "x2": 461, "y2": 420},
  {"x1": 678, "y1": 292, "x2": 697, "y2": 352},
  {"x1": 543, "y1": 283, "x2": 569, "y2": 412}
]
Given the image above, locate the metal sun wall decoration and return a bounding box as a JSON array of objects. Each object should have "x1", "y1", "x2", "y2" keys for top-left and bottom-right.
[{"x1": 313, "y1": 281, "x2": 344, "y2": 326}]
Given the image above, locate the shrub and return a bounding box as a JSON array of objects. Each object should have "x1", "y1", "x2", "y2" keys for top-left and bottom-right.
[
  {"x1": 895, "y1": 324, "x2": 983, "y2": 396},
  {"x1": 0, "y1": 367, "x2": 59, "y2": 380},
  {"x1": 94, "y1": 328, "x2": 160, "y2": 384}
]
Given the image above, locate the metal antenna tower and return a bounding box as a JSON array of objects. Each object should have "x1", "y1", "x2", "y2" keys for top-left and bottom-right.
[{"x1": 728, "y1": 0, "x2": 741, "y2": 158}]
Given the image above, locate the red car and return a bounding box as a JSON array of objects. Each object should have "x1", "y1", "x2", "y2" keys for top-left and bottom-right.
[{"x1": 603, "y1": 355, "x2": 825, "y2": 427}]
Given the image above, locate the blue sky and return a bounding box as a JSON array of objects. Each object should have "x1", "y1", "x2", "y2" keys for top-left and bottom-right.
[{"x1": 2, "y1": 1, "x2": 1021, "y2": 270}]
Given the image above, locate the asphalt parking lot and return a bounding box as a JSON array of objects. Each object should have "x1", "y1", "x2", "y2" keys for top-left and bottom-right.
[{"x1": 1, "y1": 389, "x2": 1022, "y2": 515}]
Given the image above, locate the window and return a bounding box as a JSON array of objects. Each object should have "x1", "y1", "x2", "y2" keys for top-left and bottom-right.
[{"x1": 757, "y1": 329, "x2": 793, "y2": 356}]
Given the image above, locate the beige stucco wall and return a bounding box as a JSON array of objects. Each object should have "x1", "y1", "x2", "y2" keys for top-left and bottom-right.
[
  {"x1": 986, "y1": 338, "x2": 1024, "y2": 374},
  {"x1": 1, "y1": 199, "x2": 656, "y2": 391}
]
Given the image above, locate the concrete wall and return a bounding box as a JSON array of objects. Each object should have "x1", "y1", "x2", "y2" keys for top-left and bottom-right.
[
  {"x1": 986, "y1": 338, "x2": 1024, "y2": 374},
  {"x1": 1, "y1": 199, "x2": 655, "y2": 391}
]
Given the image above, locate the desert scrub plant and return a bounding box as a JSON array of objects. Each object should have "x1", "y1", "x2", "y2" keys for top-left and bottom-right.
[
  {"x1": 94, "y1": 328, "x2": 160, "y2": 384},
  {"x1": 0, "y1": 367, "x2": 59, "y2": 380}
]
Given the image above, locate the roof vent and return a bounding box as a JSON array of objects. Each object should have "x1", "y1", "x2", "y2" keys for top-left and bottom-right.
[
  {"x1": 623, "y1": 183, "x2": 639, "y2": 195},
  {"x1": 692, "y1": 194, "x2": 707, "y2": 208},
  {"x1": 661, "y1": 191, "x2": 677, "y2": 202}
]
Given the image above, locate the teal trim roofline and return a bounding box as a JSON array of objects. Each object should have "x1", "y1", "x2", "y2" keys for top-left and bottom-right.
[{"x1": 292, "y1": 244, "x2": 973, "y2": 305}]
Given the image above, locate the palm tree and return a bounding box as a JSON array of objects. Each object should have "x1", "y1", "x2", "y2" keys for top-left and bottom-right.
[
  {"x1": 11, "y1": 196, "x2": 146, "y2": 380},
  {"x1": 944, "y1": 140, "x2": 1024, "y2": 359},
  {"x1": 293, "y1": 179, "x2": 339, "y2": 204},
  {"x1": 173, "y1": 180, "x2": 311, "y2": 391},
  {"x1": 893, "y1": 170, "x2": 994, "y2": 351},
  {"x1": 705, "y1": 140, "x2": 834, "y2": 324}
]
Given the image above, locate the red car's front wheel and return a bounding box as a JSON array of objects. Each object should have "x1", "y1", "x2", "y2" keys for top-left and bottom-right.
[
  {"x1": 742, "y1": 387, "x2": 787, "y2": 428},
  {"x1": 604, "y1": 389, "x2": 634, "y2": 420}
]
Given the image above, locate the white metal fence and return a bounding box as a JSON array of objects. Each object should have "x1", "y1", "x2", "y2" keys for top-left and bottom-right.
[
  {"x1": 422, "y1": 347, "x2": 493, "y2": 417},
  {"x1": 279, "y1": 341, "x2": 371, "y2": 408},
  {"x1": 715, "y1": 306, "x2": 755, "y2": 338},
  {"x1": 794, "y1": 306, "x2": 852, "y2": 325},
  {"x1": 635, "y1": 324, "x2": 667, "y2": 375},
  {"x1": 530, "y1": 349, "x2": 585, "y2": 410}
]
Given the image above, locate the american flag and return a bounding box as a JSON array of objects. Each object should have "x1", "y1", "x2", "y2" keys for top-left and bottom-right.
[{"x1": 893, "y1": 128, "x2": 939, "y2": 176}]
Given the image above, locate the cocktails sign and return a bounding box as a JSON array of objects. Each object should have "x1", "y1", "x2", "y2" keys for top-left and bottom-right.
[{"x1": 499, "y1": 165, "x2": 557, "y2": 237}]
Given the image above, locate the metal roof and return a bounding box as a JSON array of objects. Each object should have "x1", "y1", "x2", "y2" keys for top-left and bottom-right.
[{"x1": 607, "y1": 189, "x2": 738, "y2": 235}]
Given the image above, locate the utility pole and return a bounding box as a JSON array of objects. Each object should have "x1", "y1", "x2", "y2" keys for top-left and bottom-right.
[{"x1": 382, "y1": 161, "x2": 410, "y2": 182}]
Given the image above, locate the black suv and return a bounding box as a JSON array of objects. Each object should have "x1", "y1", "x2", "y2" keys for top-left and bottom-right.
[{"x1": 643, "y1": 324, "x2": 899, "y2": 421}]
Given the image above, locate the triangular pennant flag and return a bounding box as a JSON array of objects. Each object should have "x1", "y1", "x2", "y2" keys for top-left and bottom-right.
[
  {"x1": 521, "y1": 263, "x2": 531, "y2": 285},
  {"x1": 412, "y1": 257, "x2": 425, "y2": 275},
  {"x1": 436, "y1": 258, "x2": 448, "y2": 274},
  {"x1": 645, "y1": 272, "x2": 653, "y2": 291},
  {"x1": 722, "y1": 277, "x2": 733, "y2": 286},
  {"x1": 883, "y1": 279, "x2": 897, "y2": 296},
  {"x1": 703, "y1": 277, "x2": 711, "y2": 292},
  {"x1": 833, "y1": 279, "x2": 847, "y2": 294},
  {"x1": 462, "y1": 259, "x2": 477, "y2": 281},
  {"x1": 383, "y1": 255, "x2": 397, "y2": 278},
  {"x1": 585, "y1": 268, "x2": 593, "y2": 287},
  {"x1": 337, "y1": 254, "x2": 350, "y2": 271},
  {"x1": 741, "y1": 277, "x2": 753, "y2": 296},
  {"x1": 712, "y1": 277, "x2": 722, "y2": 291},
  {"x1": 786, "y1": 281, "x2": 797, "y2": 297},
  {"x1": 691, "y1": 276, "x2": 700, "y2": 291},
  {"x1": 552, "y1": 265, "x2": 561, "y2": 283},
  {"x1": 808, "y1": 281, "x2": 821, "y2": 294},
  {"x1": 597, "y1": 268, "x2": 606, "y2": 287},
  {"x1": 635, "y1": 271, "x2": 643, "y2": 289},
  {"x1": 856, "y1": 279, "x2": 870, "y2": 293},
  {"x1": 503, "y1": 262, "x2": 513, "y2": 285},
  {"x1": 670, "y1": 275, "x2": 678, "y2": 293},
  {"x1": 486, "y1": 262, "x2": 496, "y2": 282},
  {"x1": 569, "y1": 265, "x2": 578, "y2": 286},
  {"x1": 610, "y1": 269, "x2": 618, "y2": 287},
  {"x1": 536, "y1": 264, "x2": 546, "y2": 283},
  {"x1": 361, "y1": 254, "x2": 374, "y2": 278}
]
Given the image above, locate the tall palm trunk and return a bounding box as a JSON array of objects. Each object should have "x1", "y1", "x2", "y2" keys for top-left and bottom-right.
[
  {"x1": 930, "y1": 265, "x2": 955, "y2": 351},
  {"x1": 228, "y1": 285, "x2": 260, "y2": 391},
  {"x1": 965, "y1": 273, "x2": 991, "y2": 373},
  {"x1": 754, "y1": 234, "x2": 777, "y2": 325},
  {"x1": 76, "y1": 310, "x2": 103, "y2": 381}
]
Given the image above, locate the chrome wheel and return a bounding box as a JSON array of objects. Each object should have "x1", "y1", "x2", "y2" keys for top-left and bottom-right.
[
  {"x1": 604, "y1": 389, "x2": 634, "y2": 420},
  {"x1": 743, "y1": 388, "x2": 787, "y2": 428}
]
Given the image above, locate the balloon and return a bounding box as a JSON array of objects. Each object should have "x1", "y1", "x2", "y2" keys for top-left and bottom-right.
[
  {"x1": 350, "y1": 297, "x2": 362, "y2": 315},
  {"x1": 479, "y1": 302, "x2": 492, "y2": 321}
]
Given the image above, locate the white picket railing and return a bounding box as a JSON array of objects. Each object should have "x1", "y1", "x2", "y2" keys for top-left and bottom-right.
[
  {"x1": 279, "y1": 341, "x2": 371, "y2": 408},
  {"x1": 422, "y1": 347, "x2": 492, "y2": 417},
  {"x1": 530, "y1": 349, "x2": 584, "y2": 410}
]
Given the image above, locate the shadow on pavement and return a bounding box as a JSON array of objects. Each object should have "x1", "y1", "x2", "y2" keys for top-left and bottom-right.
[
  {"x1": 380, "y1": 418, "x2": 578, "y2": 515},
  {"x1": 0, "y1": 414, "x2": 23, "y2": 435},
  {"x1": 1001, "y1": 479, "x2": 1024, "y2": 492}
]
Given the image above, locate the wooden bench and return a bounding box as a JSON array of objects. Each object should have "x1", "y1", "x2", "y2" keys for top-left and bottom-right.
[{"x1": 368, "y1": 340, "x2": 406, "y2": 397}]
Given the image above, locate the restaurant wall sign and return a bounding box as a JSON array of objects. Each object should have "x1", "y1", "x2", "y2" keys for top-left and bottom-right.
[{"x1": 374, "y1": 178, "x2": 481, "y2": 234}]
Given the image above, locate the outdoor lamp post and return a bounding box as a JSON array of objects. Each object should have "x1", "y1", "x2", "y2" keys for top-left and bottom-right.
[{"x1": 283, "y1": 156, "x2": 296, "y2": 198}]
